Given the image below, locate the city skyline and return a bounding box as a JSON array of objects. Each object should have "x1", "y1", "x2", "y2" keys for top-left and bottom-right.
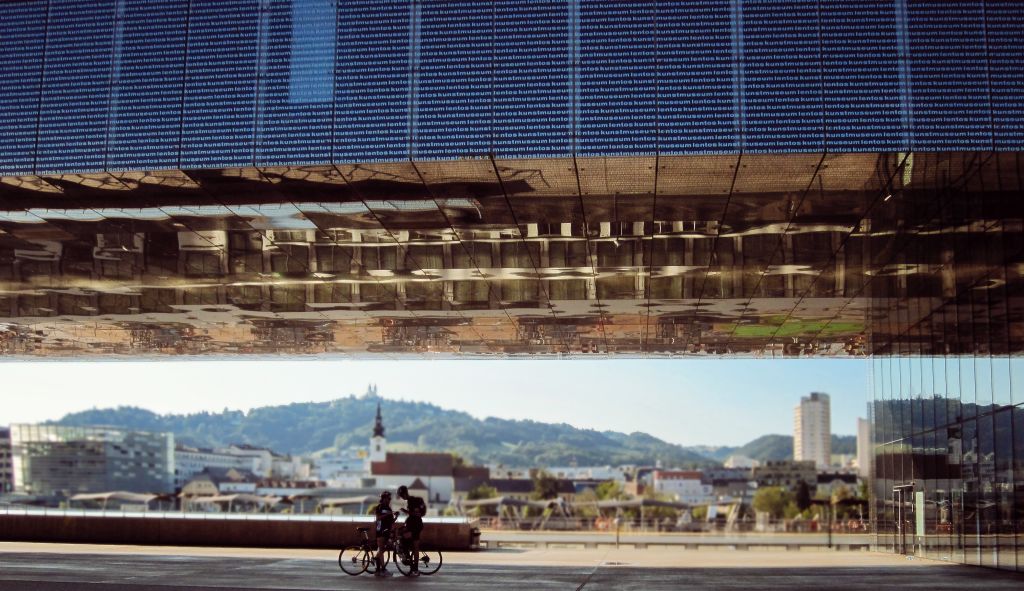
[{"x1": 3, "y1": 358, "x2": 867, "y2": 447}]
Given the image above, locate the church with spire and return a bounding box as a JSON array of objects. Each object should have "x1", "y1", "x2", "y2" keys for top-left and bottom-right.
[
  {"x1": 369, "y1": 397, "x2": 387, "y2": 463},
  {"x1": 364, "y1": 385, "x2": 484, "y2": 504}
]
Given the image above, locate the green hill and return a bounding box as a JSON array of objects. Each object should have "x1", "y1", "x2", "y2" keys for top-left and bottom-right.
[
  {"x1": 54, "y1": 395, "x2": 715, "y2": 468},
  {"x1": 703, "y1": 433, "x2": 857, "y2": 462}
]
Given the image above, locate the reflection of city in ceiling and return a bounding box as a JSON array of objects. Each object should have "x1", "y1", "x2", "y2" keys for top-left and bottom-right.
[{"x1": 0, "y1": 153, "x2": 1021, "y2": 358}]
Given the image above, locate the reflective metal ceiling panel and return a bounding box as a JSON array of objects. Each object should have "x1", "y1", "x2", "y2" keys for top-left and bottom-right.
[{"x1": 1, "y1": 152, "x2": 1022, "y2": 358}]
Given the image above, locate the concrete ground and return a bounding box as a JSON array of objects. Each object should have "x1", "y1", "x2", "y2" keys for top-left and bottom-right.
[{"x1": 0, "y1": 542, "x2": 1022, "y2": 590}]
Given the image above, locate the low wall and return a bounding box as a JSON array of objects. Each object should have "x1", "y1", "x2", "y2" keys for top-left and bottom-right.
[
  {"x1": 480, "y1": 531, "x2": 873, "y2": 551},
  {"x1": 0, "y1": 510, "x2": 478, "y2": 551}
]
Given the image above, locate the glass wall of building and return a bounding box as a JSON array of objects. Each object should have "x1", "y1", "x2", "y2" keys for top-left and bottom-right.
[
  {"x1": 9, "y1": 425, "x2": 175, "y2": 496},
  {"x1": 868, "y1": 154, "x2": 1024, "y2": 572}
]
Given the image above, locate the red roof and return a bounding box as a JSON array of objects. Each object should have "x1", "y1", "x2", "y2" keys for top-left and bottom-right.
[
  {"x1": 371, "y1": 453, "x2": 454, "y2": 477},
  {"x1": 655, "y1": 470, "x2": 703, "y2": 480},
  {"x1": 452, "y1": 465, "x2": 490, "y2": 480}
]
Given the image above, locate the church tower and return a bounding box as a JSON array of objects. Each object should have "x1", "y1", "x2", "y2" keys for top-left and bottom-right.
[{"x1": 369, "y1": 400, "x2": 387, "y2": 463}]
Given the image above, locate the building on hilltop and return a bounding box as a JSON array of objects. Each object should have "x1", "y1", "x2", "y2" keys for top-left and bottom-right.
[{"x1": 794, "y1": 393, "x2": 831, "y2": 469}]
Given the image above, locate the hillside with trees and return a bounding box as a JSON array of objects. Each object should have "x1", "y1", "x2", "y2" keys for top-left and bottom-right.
[{"x1": 55, "y1": 394, "x2": 714, "y2": 468}]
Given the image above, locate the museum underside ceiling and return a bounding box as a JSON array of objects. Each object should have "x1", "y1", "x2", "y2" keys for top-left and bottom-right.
[{"x1": 0, "y1": 152, "x2": 1021, "y2": 358}]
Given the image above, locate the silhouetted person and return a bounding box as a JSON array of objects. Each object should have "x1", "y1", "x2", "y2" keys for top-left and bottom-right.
[
  {"x1": 397, "y1": 485, "x2": 426, "y2": 576},
  {"x1": 373, "y1": 490, "x2": 395, "y2": 578}
]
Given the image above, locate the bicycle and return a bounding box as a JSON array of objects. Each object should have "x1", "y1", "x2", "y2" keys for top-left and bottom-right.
[
  {"x1": 338, "y1": 523, "x2": 442, "y2": 576},
  {"x1": 337, "y1": 526, "x2": 388, "y2": 576},
  {"x1": 389, "y1": 522, "x2": 443, "y2": 576}
]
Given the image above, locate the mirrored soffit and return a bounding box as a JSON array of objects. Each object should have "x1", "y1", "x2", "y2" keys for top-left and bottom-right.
[{"x1": 1, "y1": 152, "x2": 1021, "y2": 358}]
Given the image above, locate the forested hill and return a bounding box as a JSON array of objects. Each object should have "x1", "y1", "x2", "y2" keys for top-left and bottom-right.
[
  {"x1": 702, "y1": 434, "x2": 858, "y2": 463},
  {"x1": 55, "y1": 396, "x2": 715, "y2": 468}
]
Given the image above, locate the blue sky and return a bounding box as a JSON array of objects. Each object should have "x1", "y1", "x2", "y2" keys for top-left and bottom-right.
[{"x1": 2, "y1": 359, "x2": 867, "y2": 447}]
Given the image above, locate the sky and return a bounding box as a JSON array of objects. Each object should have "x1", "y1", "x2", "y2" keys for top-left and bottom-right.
[{"x1": 1, "y1": 358, "x2": 868, "y2": 447}]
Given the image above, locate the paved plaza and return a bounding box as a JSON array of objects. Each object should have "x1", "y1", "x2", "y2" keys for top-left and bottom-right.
[{"x1": 0, "y1": 543, "x2": 1022, "y2": 590}]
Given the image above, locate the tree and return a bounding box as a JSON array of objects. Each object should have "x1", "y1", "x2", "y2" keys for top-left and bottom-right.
[
  {"x1": 831, "y1": 485, "x2": 853, "y2": 506},
  {"x1": 830, "y1": 485, "x2": 860, "y2": 519},
  {"x1": 531, "y1": 470, "x2": 561, "y2": 500},
  {"x1": 795, "y1": 481, "x2": 812, "y2": 512},
  {"x1": 467, "y1": 484, "x2": 498, "y2": 501},
  {"x1": 752, "y1": 486, "x2": 793, "y2": 519},
  {"x1": 467, "y1": 484, "x2": 499, "y2": 517},
  {"x1": 574, "y1": 489, "x2": 600, "y2": 518},
  {"x1": 595, "y1": 480, "x2": 628, "y2": 501},
  {"x1": 640, "y1": 489, "x2": 680, "y2": 520}
]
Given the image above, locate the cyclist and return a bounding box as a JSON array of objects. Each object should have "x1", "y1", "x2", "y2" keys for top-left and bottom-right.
[
  {"x1": 397, "y1": 485, "x2": 426, "y2": 576},
  {"x1": 373, "y1": 490, "x2": 396, "y2": 578}
]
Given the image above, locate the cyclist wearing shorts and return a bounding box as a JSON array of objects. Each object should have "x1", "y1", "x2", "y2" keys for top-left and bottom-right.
[
  {"x1": 397, "y1": 485, "x2": 426, "y2": 576},
  {"x1": 373, "y1": 490, "x2": 395, "y2": 578}
]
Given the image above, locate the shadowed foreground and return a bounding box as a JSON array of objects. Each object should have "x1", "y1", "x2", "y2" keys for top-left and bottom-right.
[{"x1": 1, "y1": 546, "x2": 1023, "y2": 590}]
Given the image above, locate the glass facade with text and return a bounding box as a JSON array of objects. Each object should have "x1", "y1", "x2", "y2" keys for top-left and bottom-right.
[{"x1": 1, "y1": 0, "x2": 1023, "y2": 174}]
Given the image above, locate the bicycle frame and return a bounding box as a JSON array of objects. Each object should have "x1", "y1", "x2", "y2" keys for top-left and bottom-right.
[{"x1": 340, "y1": 522, "x2": 440, "y2": 577}]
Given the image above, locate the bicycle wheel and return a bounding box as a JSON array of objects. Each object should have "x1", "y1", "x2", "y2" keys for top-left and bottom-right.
[
  {"x1": 393, "y1": 547, "x2": 413, "y2": 577},
  {"x1": 367, "y1": 549, "x2": 390, "y2": 574},
  {"x1": 338, "y1": 546, "x2": 370, "y2": 575},
  {"x1": 417, "y1": 550, "x2": 443, "y2": 575}
]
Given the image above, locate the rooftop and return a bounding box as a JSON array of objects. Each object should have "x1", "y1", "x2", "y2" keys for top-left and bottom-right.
[{"x1": 371, "y1": 453, "x2": 454, "y2": 477}]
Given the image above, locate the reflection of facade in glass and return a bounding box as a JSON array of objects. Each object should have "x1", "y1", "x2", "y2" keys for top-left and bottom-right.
[
  {"x1": 868, "y1": 161, "x2": 1024, "y2": 572},
  {"x1": 0, "y1": 0, "x2": 1023, "y2": 573}
]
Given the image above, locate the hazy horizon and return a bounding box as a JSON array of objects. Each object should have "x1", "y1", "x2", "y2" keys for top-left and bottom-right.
[{"x1": 3, "y1": 359, "x2": 867, "y2": 447}]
